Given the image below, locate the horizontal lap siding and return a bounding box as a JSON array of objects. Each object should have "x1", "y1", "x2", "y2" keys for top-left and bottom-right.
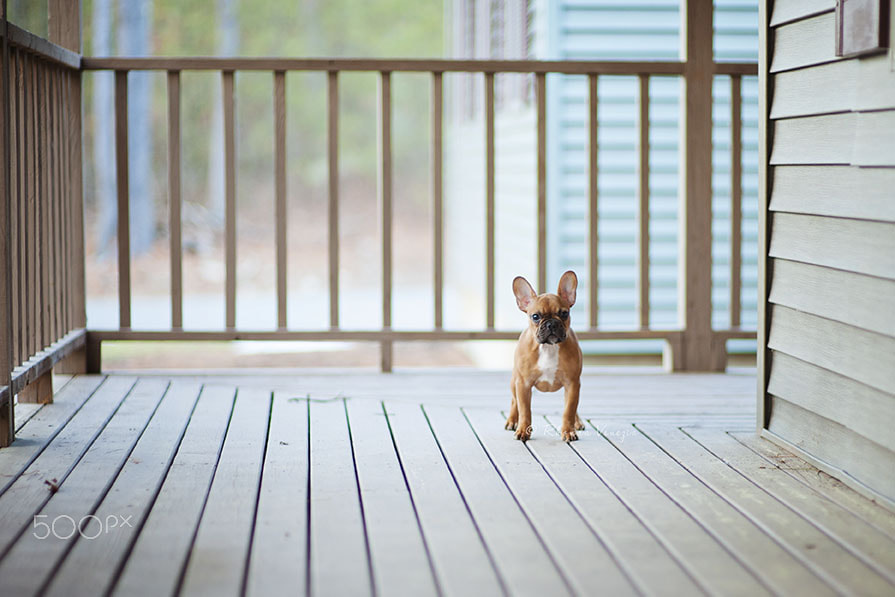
[{"x1": 764, "y1": 0, "x2": 895, "y2": 503}]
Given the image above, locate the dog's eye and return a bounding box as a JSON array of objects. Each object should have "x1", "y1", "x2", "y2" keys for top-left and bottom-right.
[
  {"x1": 531, "y1": 313, "x2": 541, "y2": 322},
  {"x1": 559, "y1": 310, "x2": 569, "y2": 320}
]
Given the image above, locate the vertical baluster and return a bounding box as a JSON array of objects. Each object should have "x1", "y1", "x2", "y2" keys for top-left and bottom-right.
[
  {"x1": 485, "y1": 72, "x2": 495, "y2": 329},
  {"x1": 638, "y1": 74, "x2": 650, "y2": 330},
  {"x1": 730, "y1": 74, "x2": 742, "y2": 328},
  {"x1": 432, "y1": 72, "x2": 443, "y2": 330},
  {"x1": 223, "y1": 70, "x2": 237, "y2": 330},
  {"x1": 9, "y1": 49, "x2": 20, "y2": 367},
  {"x1": 380, "y1": 71, "x2": 393, "y2": 372},
  {"x1": 115, "y1": 70, "x2": 131, "y2": 329},
  {"x1": 168, "y1": 70, "x2": 183, "y2": 329},
  {"x1": 327, "y1": 71, "x2": 339, "y2": 330},
  {"x1": 27, "y1": 55, "x2": 37, "y2": 355},
  {"x1": 1, "y1": 36, "x2": 11, "y2": 444},
  {"x1": 274, "y1": 71, "x2": 287, "y2": 330},
  {"x1": 588, "y1": 73, "x2": 599, "y2": 330},
  {"x1": 39, "y1": 61, "x2": 50, "y2": 348},
  {"x1": 536, "y1": 72, "x2": 547, "y2": 294}
]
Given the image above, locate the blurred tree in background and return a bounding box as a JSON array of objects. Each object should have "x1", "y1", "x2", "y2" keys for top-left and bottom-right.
[{"x1": 74, "y1": 0, "x2": 443, "y2": 257}]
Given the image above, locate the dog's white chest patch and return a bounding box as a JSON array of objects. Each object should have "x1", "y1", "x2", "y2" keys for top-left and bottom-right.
[{"x1": 537, "y1": 344, "x2": 559, "y2": 385}]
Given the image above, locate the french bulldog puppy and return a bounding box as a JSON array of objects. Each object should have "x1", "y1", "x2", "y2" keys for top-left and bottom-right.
[{"x1": 506, "y1": 271, "x2": 584, "y2": 442}]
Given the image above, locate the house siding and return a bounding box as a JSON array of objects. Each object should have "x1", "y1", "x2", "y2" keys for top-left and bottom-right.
[{"x1": 761, "y1": 0, "x2": 895, "y2": 503}]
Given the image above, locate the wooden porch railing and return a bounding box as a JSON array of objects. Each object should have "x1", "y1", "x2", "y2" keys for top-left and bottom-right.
[
  {"x1": 1, "y1": 2, "x2": 757, "y2": 448},
  {"x1": 0, "y1": 18, "x2": 86, "y2": 446},
  {"x1": 79, "y1": 56, "x2": 756, "y2": 374}
]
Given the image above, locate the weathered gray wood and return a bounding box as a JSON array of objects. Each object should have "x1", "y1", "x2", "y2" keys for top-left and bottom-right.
[
  {"x1": 464, "y1": 408, "x2": 634, "y2": 595},
  {"x1": 0, "y1": 376, "x2": 134, "y2": 555},
  {"x1": 346, "y1": 399, "x2": 439, "y2": 597},
  {"x1": 769, "y1": 213, "x2": 895, "y2": 279},
  {"x1": 769, "y1": 351, "x2": 895, "y2": 452},
  {"x1": 528, "y1": 416, "x2": 702, "y2": 597},
  {"x1": 769, "y1": 259, "x2": 895, "y2": 337},
  {"x1": 563, "y1": 418, "x2": 764, "y2": 595},
  {"x1": 685, "y1": 427, "x2": 895, "y2": 584},
  {"x1": 44, "y1": 381, "x2": 203, "y2": 597},
  {"x1": 769, "y1": 0, "x2": 835, "y2": 26},
  {"x1": 423, "y1": 404, "x2": 570, "y2": 597},
  {"x1": 731, "y1": 433, "x2": 895, "y2": 540},
  {"x1": 769, "y1": 166, "x2": 895, "y2": 222},
  {"x1": 384, "y1": 401, "x2": 504, "y2": 597},
  {"x1": 112, "y1": 384, "x2": 235, "y2": 597},
  {"x1": 308, "y1": 398, "x2": 372, "y2": 597},
  {"x1": 768, "y1": 304, "x2": 895, "y2": 394},
  {"x1": 605, "y1": 422, "x2": 824, "y2": 596},
  {"x1": 647, "y1": 424, "x2": 893, "y2": 595},
  {"x1": 770, "y1": 12, "x2": 841, "y2": 73},
  {"x1": 246, "y1": 393, "x2": 308, "y2": 597},
  {"x1": 767, "y1": 396, "x2": 895, "y2": 505},
  {"x1": 769, "y1": 112, "x2": 853, "y2": 165},
  {"x1": 0, "y1": 378, "x2": 169, "y2": 596},
  {"x1": 180, "y1": 387, "x2": 271, "y2": 597}
]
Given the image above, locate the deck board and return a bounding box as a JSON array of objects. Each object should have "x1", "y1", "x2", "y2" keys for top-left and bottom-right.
[
  {"x1": 560, "y1": 417, "x2": 769, "y2": 596},
  {"x1": 384, "y1": 400, "x2": 505, "y2": 597},
  {"x1": 622, "y1": 424, "x2": 833, "y2": 596},
  {"x1": 464, "y1": 407, "x2": 636, "y2": 595},
  {"x1": 525, "y1": 415, "x2": 702, "y2": 596},
  {"x1": 0, "y1": 378, "x2": 169, "y2": 596},
  {"x1": 180, "y1": 387, "x2": 271, "y2": 597},
  {"x1": 645, "y1": 425, "x2": 894, "y2": 595},
  {"x1": 347, "y1": 399, "x2": 439, "y2": 597},
  {"x1": 45, "y1": 380, "x2": 203, "y2": 597},
  {"x1": 112, "y1": 384, "x2": 236, "y2": 597},
  {"x1": 0, "y1": 369, "x2": 891, "y2": 597},
  {"x1": 424, "y1": 404, "x2": 571, "y2": 597},
  {"x1": 308, "y1": 398, "x2": 372, "y2": 597},
  {"x1": 245, "y1": 392, "x2": 309, "y2": 597}
]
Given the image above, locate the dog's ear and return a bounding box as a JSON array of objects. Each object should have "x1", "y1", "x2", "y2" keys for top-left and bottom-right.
[
  {"x1": 557, "y1": 271, "x2": 577, "y2": 307},
  {"x1": 512, "y1": 276, "x2": 537, "y2": 312}
]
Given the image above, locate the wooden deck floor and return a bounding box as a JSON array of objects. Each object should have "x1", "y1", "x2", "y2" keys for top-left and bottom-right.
[{"x1": 0, "y1": 369, "x2": 893, "y2": 596}]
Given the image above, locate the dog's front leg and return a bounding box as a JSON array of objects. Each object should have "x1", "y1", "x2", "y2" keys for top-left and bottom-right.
[
  {"x1": 513, "y1": 380, "x2": 533, "y2": 441},
  {"x1": 560, "y1": 381, "x2": 581, "y2": 442},
  {"x1": 505, "y1": 378, "x2": 519, "y2": 430}
]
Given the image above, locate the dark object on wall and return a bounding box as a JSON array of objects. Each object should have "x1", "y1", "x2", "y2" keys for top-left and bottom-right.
[{"x1": 835, "y1": 0, "x2": 890, "y2": 57}]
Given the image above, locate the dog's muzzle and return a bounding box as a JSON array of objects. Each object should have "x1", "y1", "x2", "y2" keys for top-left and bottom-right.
[{"x1": 536, "y1": 318, "x2": 566, "y2": 344}]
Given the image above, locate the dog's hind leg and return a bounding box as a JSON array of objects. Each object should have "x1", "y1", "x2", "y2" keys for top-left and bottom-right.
[{"x1": 505, "y1": 377, "x2": 519, "y2": 430}]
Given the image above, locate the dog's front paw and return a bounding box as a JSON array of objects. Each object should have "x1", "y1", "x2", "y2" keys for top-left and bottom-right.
[
  {"x1": 504, "y1": 415, "x2": 517, "y2": 431},
  {"x1": 574, "y1": 415, "x2": 586, "y2": 431},
  {"x1": 514, "y1": 424, "x2": 532, "y2": 442},
  {"x1": 561, "y1": 428, "x2": 579, "y2": 442}
]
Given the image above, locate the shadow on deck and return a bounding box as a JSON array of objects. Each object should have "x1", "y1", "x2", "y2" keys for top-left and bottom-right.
[{"x1": 0, "y1": 369, "x2": 892, "y2": 596}]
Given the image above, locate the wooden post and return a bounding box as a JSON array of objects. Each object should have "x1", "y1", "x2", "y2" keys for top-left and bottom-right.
[
  {"x1": 48, "y1": 1, "x2": 84, "y2": 384},
  {"x1": 672, "y1": 0, "x2": 726, "y2": 371},
  {"x1": 168, "y1": 70, "x2": 183, "y2": 329}
]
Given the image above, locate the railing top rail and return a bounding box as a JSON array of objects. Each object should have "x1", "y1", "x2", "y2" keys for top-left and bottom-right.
[
  {"x1": 2, "y1": 22, "x2": 81, "y2": 69},
  {"x1": 82, "y1": 56, "x2": 757, "y2": 76}
]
